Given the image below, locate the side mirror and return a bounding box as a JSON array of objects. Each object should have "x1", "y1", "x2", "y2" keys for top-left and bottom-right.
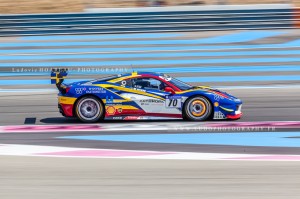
[{"x1": 164, "y1": 87, "x2": 175, "y2": 95}]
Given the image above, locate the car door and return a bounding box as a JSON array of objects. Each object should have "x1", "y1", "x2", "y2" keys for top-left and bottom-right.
[
  {"x1": 119, "y1": 77, "x2": 165, "y2": 114},
  {"x1": 128, "y1": 77, "x2": 182, "y2": 116}
]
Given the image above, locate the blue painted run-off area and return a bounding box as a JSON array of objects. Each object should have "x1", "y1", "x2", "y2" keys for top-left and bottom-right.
[
  {"x1": 3, "y1": 50, "x2": 300, "y2": 61},
  {"x1": 3, "y1": 57, "x2": 300, "y2": 67},
  {"x1": 59, "y1": 132, "x2": 300, "y2": 148},
  {"x1": 2, "y1": 40, "x2": 300, "y2": 54},
  {"x1": 4, "y1": 31, "x2": 284, "y2": 47},
  {"x1": 20, "y1": 33, "x2": 182, "y2": 41},
  {"x1": 18, "y1": 30, "x2": 282, "y2": 43}
]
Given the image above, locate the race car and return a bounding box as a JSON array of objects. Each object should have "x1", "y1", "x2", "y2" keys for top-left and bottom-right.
[{"x1": 51, "y1": 69, "x2": 242, "y2": 123}]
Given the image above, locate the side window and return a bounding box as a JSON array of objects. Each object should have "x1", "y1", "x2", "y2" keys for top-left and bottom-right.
[{"x1": 132, "y1": 78, "x2": 166, "y2": 91}]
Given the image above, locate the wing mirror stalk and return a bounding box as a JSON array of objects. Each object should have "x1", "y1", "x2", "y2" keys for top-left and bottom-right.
[{"x1": 165, "y1": 87, "x2": 176, "y2": 95}]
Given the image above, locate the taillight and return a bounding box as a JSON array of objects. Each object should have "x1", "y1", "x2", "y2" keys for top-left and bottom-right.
[{"x1": 65, "y1": 87, "x2": 71, "y2": 93}]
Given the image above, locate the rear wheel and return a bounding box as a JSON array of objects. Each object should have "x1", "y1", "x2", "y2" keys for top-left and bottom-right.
[
  {"x1": 183, "y1": 96, "x2": 212, "y2": 121},
  {"x1": 75, "y1": 96, "x2": 104, "y2": 123}
]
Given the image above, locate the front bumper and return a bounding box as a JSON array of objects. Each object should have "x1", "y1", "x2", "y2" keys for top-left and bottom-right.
[
  {"x1": 213, "y1": 103, "x2": 243, "y2": 120},
  {"x1": 226, "y1": 104, "x2": 243, "y2": 119},
  {"x1": 227, "y1": 112, "x2": 243, "y2": 119}
]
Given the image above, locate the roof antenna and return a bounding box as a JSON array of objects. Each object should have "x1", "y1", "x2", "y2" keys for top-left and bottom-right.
[{"x1": 131, "y1": 64, "x2": 134, "y2": 72}]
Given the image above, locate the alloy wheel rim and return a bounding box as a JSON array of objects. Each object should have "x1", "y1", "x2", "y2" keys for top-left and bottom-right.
[{"x1": 78, "y1": 99, "x2": 100, "y2": 120}]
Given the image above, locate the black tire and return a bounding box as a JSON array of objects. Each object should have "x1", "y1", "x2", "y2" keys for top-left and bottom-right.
[
  {"x1": 75, "y1": 96, "x2": 104, "y2": 123},
  {"x1": 183, "y1": 96, "x2": 212, "y2": 121}
]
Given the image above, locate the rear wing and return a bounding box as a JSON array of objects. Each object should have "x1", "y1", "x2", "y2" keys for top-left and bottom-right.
[
  {"x1": 51, "y1": 68, "x2": 68, "y2": 85},
  {"x1": 51, "y1": 69, "x2": 68, "y2": 94}
]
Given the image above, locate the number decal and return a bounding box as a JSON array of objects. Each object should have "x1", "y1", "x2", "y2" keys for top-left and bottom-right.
[
  {"x1": 166, "y1": 98, "x2": 181, "y2": 108},
  {"x1": 172, "y1": 99, "x2": 178, "y2": 107},
  {"x1": 168, "y1": 99, "x2": 173, "y2": 107}
]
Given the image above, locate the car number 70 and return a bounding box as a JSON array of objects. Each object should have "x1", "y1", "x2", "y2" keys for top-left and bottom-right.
[{"x1": 166, "y1": 98, "x2": 181, "y2": 108}]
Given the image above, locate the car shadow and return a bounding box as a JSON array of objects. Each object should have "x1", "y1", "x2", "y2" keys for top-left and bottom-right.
[{"x1": 40, "y1": 117, "x2": 81, "y2": 124}]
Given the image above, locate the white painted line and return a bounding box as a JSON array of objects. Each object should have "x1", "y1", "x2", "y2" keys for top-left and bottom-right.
[
  {"x1": 0, "y1": 144, "x2": 299, "y2": 161},
  {"x1": 0, "y1": 121, "x2": 299, "y2": 133}
]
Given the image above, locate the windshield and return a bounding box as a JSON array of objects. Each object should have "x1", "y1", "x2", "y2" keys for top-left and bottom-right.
[
  {"x1": 169, "y1": 77, "x2": 193, "y2": 91},
  {"x1": 159, "y1": 74, "x2": 193, "y2": 90}
]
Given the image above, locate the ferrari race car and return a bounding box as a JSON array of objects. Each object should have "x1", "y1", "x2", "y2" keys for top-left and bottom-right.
[{"x1": 51, "y1": 69, "x2": 242, "y2": 123}]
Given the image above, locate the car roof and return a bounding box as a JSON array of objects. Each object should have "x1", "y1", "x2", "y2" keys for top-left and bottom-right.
[{"x1": 120, "y1": 71, "x2": 162, "y2": 77}]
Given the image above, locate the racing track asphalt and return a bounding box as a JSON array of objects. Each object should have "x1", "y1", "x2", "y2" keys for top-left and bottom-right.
[
  {"x1": 0, "y1": 87, "x2": 300, "y2": 154},
  {"x1": 0, "y1": 156, "x2": 300, "y2": 199},
  {"x1": 1, "y1": 86, "x2": 299, "y2": 125}
]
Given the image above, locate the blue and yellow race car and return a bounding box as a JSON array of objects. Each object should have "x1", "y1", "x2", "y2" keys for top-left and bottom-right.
[{"x1": 51, "y1": 69, "x2": 242, "y2": 123}]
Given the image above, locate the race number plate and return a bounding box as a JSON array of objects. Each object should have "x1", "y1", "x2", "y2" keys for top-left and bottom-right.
[{"x1": 165, "y1": 96, "x2": 181, "y2": 108}]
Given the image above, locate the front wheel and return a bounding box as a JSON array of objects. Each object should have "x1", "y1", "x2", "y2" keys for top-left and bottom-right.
[
  {"x1": 75, "y1": 96, "x2": 104, "y2": 123},
  {"x1": 183, "y1": 96, "x2": 212, "y2": 121}
]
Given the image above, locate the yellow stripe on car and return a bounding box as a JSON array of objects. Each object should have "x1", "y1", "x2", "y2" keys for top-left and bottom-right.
[
  {"x1": 58, "y1": 96, "x2": 77, "y2": 105},
  {"x1": 102, "y1": 99, "x2": 130, "y2": 103},
  {"x1": 95, "y1": 84, "x2": 164, "y2": 100},
  {"x1": 105, "y1": 105, "x2": 138, "y2": 110},
  {"x1": 108, "y1": 74, "x2": 140, "y2": 83},
  {"x1": 219, "y1": 106, "x2": 234, "y2": 112},
  {"x1": 175, "y1": 86, "x2": 211, "y2": 94}
]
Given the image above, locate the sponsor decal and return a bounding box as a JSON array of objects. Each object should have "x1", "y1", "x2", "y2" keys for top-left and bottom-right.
[
  {"x1": 166, "y1": 95, "x2": 182, "y2": 99},
  {"x1": 112, "y1": 116, "x2": 123, "y2": 120},
  {"x1": 75, "y1": 87, "x2": 106, "y2": 95},
  {"x1": 140, "y1": 99, "x2": 164, "y2": 106},
  {"x1": 106, "y1": 96, "x2": 114, "y2": 104},
  {"x1": 118, "y1": 108, "x2": 122, "y2": 113},
  {"x1": 58, "y1": 96, "x2": 77, "y2": 105},
  {"x1": 86, "y1": 87, "x2": 106, "y2": 94},
  {"x1": 140, "y1": 99, "x2": 164, "y2": 103},
  {"x1": 75, "y1": 87, "x2": 86, "y2": 94},
  {"x1": 106, "y1": 106, "x2": 116, "y2": 115},
  {"x1": 133, "y1": 87, "x2": 146, "y2": 92},
  {"x1": 136, "y1": 116, "x2": 150, "y2": 120},
  {"x1": 214, "y1": 93, "x2": 224, "y2": 101},
  {"x1": 124, "y1": 116, "x2": 139, "y2": 120}
]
